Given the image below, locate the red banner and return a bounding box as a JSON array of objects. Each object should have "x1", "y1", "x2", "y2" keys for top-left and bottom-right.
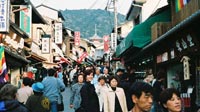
[
  {"x1": 77, "y1": 52, "x2": 88, "y2": 63},
  {"x1": 59, "y1": 57, "x2": 71, "y2": 64},
  {"x1": 103, "y1": 35, "x2": 109, "y2": 53}
]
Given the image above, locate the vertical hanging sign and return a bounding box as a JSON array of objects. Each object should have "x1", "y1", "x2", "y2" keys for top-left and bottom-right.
[
  {"x1": 74, "y1": 31, "x2": 80, "y2": 46},
  {"x1": 104, "y1": 35, "x2": 110, "y2": 53},
  {"x1": 111, "y1": 33, "x2": 117, "y2": 51},
  {"x1": 54, "y1": 22, "x2": 62, "y2": 44},
  {"x1": 20, "y1": 5, "x2": 32, "y2": 37},
  {"x1": 0, "y1": 0, "x2": 10, "y2": 33},
  {"x1": 42, "y1": 35, "x2": 51, "y2": 54}
]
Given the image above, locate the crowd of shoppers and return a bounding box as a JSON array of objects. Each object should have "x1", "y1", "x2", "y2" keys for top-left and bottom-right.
[{"x1": 0, "y1": 63, "x2": 197, "y2": 112}]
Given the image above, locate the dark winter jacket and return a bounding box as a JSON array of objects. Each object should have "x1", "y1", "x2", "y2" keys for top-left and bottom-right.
[
  {"x1": 80, "y1": 82, "x2": 100, "y2": 112},
  {"x1": 0, "y1": 100, "x2": 29, "y2": 112}
]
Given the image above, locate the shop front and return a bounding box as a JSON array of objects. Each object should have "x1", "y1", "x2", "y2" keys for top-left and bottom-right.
[
  {"x1": 129, "y1": 5, "x2": 200, "y2": 112},
  {"x1": 115, "y1": 6, "x2": 171, "y2": 81},
  {"x1": 115, "y1": 0, "x2": 200, "y2": 111}
]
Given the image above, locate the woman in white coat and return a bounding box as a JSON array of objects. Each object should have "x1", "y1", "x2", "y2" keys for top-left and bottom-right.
[{"x1": 103, "y1": 75, "x2": 128, "y2": 112}]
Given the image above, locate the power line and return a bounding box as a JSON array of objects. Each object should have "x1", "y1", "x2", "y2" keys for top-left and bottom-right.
[
  {"x1": 89, "y1": 0, "x2": 99, "y2": 9},
  {"x1": 40, "y1": 0, "x2": 47, "y2": 5}
]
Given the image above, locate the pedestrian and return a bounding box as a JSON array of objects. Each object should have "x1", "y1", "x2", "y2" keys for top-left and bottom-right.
[
  {"x1": 118, "y1": 73, "x2": 132, "y2": 111},
  {"x1": 80, "y1": 69, "x2": 100, "y2": 112},
  {"x1": 26, "y1": 82, "x2": 50, "y2": 112},
  {"x1": 0, "y1": 84, "x2": 29, "y2": 112},
  {"x1": 95, "y1": 76, "x2": 107, "y2": 112},
  {"x1": 57, "y1": 68, "x2": 63, "y2": 81},
  {"x1": 69, "y1": 65, "x2": 78, "y2": 85},
  {"x1": 103, "y1": 75, "x2": 128, "y2": 112},
  {"x1": 129, "y1": 81, "x2": 154, "y2": 112},
  {"x1": 159, "y1": 88, "x2": 181, "y2": 112},
  {"x1": 102, "y1": 67, "x2": 110, "y2": 85},
  {"x1": 42, "y1": 68, "x2": 65, "y2": 112},
  {"x1": 17, "y1": 77, "x2": 33, "y2": 104},
  {"x1": 91, "y1": 67, "x2": 103, "y2": 87},
  {"x1": 143, "y1": 70, "x2": 154, "y2": 85},
  {"x1": 63, "y1": 68, "x2": 69, "y2": 87},
  {"x1": 152, "y1": 69, "x2": 166, "y2": 112},
  {"x1": 115, "y1": 68, "x2": 124, "y2": 78},
  {"x1": 70, "y1": 73, "x2": 84, "y2": 112}
]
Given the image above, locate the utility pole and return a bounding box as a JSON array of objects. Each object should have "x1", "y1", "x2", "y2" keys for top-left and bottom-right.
[
  {"x1": 114, "y1": 0, "x2": 118, "y2": 51},
  {"x1": 108, "y1": 0, "x2": 118, "y2": 70},
  {"x1": 105, "y1": 0, "x2": 118, "y2": 52}
]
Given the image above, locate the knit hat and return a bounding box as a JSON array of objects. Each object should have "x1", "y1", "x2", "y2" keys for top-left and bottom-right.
[{"x1": 32, "y1": 82, "x2": 44, "y2": 92}]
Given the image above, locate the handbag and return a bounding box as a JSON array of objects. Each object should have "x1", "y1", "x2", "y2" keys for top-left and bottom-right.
[
  {"x1": 57, "y1": 100, "x2": 64, "y2": 111},
  {"x1": 57, "y1": 79, "x2": 64, "y2": 111}
]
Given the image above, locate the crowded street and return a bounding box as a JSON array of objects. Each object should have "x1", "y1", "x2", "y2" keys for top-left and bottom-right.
[{"x1": 0, "y1": 0, "x2": 200, "y2": 112}]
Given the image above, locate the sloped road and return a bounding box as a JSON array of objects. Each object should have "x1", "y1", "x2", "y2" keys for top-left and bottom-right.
[{"x1": 61, "y1": 86, "x2": 74, "y2": 112}]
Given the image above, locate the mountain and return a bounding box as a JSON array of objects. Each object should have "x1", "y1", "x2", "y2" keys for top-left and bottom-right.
[{"x1": 60, "y1": 9, "x2": 126, "y2": 38}]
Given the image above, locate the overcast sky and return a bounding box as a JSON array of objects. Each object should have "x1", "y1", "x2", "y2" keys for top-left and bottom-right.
[{"x1": 30, "y1": 0, "x2": 133, "y2": 15}]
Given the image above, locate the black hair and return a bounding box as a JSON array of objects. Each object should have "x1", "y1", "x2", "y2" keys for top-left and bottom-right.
[
  {"x1": 108, "y1": 75, "x2": 120, "y2": 85},
  {"x1": 98, "y1": 76, "x2": 106, "y2": 82},
  {"x1": 129, "y1": 81, "x2": 153, "y2": 99},
  {"x1": 116, "y1": 68, "x2": 124, "y2": 73},
  {"x1": 22, "y1": 77, "x2": 31, "y2": 86},
  {"x1": 33, "y1": 91, "x2": 43, "y2": 95},
  {"x1": 159, "y1": 88, "x2": 180, "y2": 105},
  {"x1": 77, "y1": 73, "x2": 84, "y2": 81},
  {"x1": 83, "y1": 69, "x2": 93, "y2": 80},
  {"x1": 48, "y1": 68, "x2": 56, "y2": 76}
]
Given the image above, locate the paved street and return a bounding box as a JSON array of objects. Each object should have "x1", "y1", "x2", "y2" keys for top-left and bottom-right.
[{"x1": 61, "y1": 86, "x2": 74, "y2": 112}]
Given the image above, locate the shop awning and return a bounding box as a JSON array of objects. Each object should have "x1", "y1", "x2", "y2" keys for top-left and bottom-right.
[
  {"x1": 4, "y1": 47, "x2": 30, "y2": 67},
  {"x1": 130, "y1": 9, "x2": 200, "y2": 62},
  {"x1": 27, "y1": 52, "x2": 47, "y2": 64},
  {"x1": 116, "y1": 6, "x2": 171, "y2": 57},
  {"x1": 43, "y1": 61, "x2": 59, "y2": 69}
]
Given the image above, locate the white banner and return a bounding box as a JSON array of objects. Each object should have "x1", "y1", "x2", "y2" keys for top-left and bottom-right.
[
  {"x1": 74, "y1": 31, "x2": 80, "y2": 46},
  {"x1": 54, "y1": 23, "x2": 62, "y2": 44},
  {"x1": 111, "y1": 33, "x2": 117, "y2": 51},
  {"x1": 42, "y1": 35, "x2": 50, "y2": 54},
  {"x1": 0, "y1": 0, "x2": 10, "y2": 32}
]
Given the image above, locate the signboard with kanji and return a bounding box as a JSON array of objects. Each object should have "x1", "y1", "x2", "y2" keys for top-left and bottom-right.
[
  {"x1": 20, "y1": 5, "x2": 32, "y2": 37},
  {"x1": 54, "y1": 22, "x2": 62, "y2": 44},
  {"x1": 42, "y1": 35, "x2": 50, "y2": 54},
  {"x1": 0, "y1": 0, "x2": 10, "y2": 33},
  {"x1": 74, "y1": 31, "x2": 80, "y2": 46}
]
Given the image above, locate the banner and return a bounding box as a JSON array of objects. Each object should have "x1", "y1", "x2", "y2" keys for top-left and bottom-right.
[
  {"x1": 20, "y1": 5, "x2": 32, "y2": 36},
  {"x1": 111, "y1": 33, "x2": 117, "y2": 51},
  {"x1": 0, "y1": 0, "x2": 10, "y2": 33},
  {"x1": 74, "y1": 31, "x2": 80, "y2": 46},
  {"x1": 59, "y1": 57, "x2": 71, "y2": 64},
  {"x1": 103, "y1": 35, "x2": 110, "y2": 53},
  {"x1": 77, "y1": 52, "x2": 88, "y2": 63},
  {"x1": 42, "y1": 35, "x2": 51, "y2": 54},
  {"x1": 54, "y1": 23, "x2": 63, "y2": 44},
  {"x1": 175, "y1": 0, "x2": 190, "y2": 12},
  {"x1": 0, "y1": 46, "x2": 8, "y2": 83}
]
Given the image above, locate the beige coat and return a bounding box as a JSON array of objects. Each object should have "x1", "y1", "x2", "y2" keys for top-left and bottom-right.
[{"x1": 103, "y1": 87, "x2": 128, "y2": 112}]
